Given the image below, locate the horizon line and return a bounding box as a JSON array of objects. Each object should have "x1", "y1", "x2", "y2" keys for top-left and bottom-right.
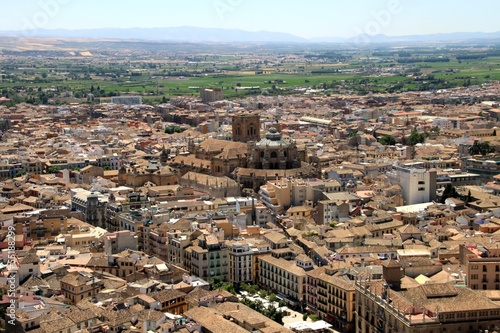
[{"x1": 1, "y1": 26, "x2": 500, "y2": 41}]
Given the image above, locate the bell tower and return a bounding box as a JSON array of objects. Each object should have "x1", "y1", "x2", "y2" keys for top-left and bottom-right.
[{"x1": 232, "y1": 113, "x2": 260, "y2": 143}]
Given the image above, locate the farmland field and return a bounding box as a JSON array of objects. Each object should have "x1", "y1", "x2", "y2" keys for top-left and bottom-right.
[{"x1": 2, "y1": 38, "x2": 500, "y2": 105}]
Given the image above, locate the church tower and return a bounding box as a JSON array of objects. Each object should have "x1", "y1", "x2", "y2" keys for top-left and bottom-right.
[{"x1": 232, "y1": 113, "x2": 260, "y2": 143}]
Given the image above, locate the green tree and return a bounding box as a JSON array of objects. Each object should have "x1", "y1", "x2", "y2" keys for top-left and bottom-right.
[
  {"x1": 240, "y1": 283, "x2": 259, "y2": 295},
  {"x1": 258, "y1": 290, "x2": 268, "y2": 299},
  {"x1": 469, "y1": 140, "x2": 494, "y2": 156},
  {"x1": 165, "y1": 125, "x2": 174, "y2": 134},
  {"x1": 348, "y1": 129, "x2": 358, "y2": 138},
  {"x1": 465, "y1": 190, "x2": 473, "y2": 203},
  {"x1": 441, "y1": 183, "x2": 459, "y2": 203},
  {"x1": 264, "y1": 304, "x2": 284, "y2": 324},
  {"x1": 407, "y1": 128, "x2": 426, "y2": 146},
  {"x1": 268, "y1": 293, "x2": 277, "y2": 302},
  {"x1": 430, "y1": 126, "x2": 440, "y2": 135},
  {"x1": 251, "y1": 299, "x2": 264, "y2": 313},
  {"x1": 209, "y1": 277, "x2": 236, "y2": 294},
  {"x1": 14, "y1": 170, "x2": 27, "y2": 177},
  {"x1": 309, "y1": 314, "x2": 319, "y2": 322},
  {"x1": 46, "y1": 166, "x2": 61, "y2": 174},
  {"x1": 379, "y1": 135, "x2": 397, "y2": 145}
]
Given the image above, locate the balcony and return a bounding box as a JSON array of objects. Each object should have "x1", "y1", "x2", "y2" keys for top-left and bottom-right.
[
  {"x1": 261, "y1": 195, "x2": 278, "y2": 206},
  {"x1": 260, "y1": 188, "x2": 275, "y2": 197},
  {"x1": 317, "y1": 289, "x2": 327, "y2": 297}
]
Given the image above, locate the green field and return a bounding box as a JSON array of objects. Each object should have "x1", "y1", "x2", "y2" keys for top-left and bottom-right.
[{"x1": 2, "y1": 44, "x2": 500, "y2": 105}]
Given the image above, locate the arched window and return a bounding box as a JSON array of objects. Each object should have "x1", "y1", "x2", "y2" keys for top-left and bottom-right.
[{"x1": 270, "y1": 151, "x2": 278, "y2": 158}]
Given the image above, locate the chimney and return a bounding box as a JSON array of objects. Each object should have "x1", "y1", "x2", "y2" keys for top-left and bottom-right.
[{"x1": 382, "y1": 259, "x2": 402, "y2": 291}]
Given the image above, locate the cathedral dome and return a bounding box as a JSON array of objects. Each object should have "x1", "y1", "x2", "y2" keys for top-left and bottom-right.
[{"x1": 256, "y1": 127, "x2": 290, "y2": 148}]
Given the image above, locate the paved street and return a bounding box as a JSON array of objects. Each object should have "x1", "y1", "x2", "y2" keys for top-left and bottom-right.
[
  {"x1": 282, "y1": 308, "x2": 311, "y2": 328},
  {"x1": 282, "y1": 309, "x2": 341, "y2": 332}
]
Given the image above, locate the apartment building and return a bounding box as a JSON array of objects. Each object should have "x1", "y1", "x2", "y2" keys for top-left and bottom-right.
[
  {"x1": 149, "y1": 288, "x2": 188, "y2": 315},
  {"x1": 342, "y1": 162, "x2": 392, "y2": 178},
  {"x1": 228, "y1": 241, "x2": 254, "y2": 284},
  {"x1": 326, "y1": 167, "x2": 364, "y2": 187},
  {"x1": 77, "y1": 165, "x2": 104, "y2": 184},
  {"x1": 335, "y1": 245, "x2": 397, "y2": 261},
  {"x1": 103, "y1": 230, "x2": 138, "y2": 255},
  {"x1": 70, "y1": 189, "x2": 107, "y2": 227},
  {"x1": 60, "y1": 271, "x2": 103, "y2": 305},
  {"x1": 356, "y1": 280, "x2": 500, "y2": 333},
  {"x1": 306, "y1": 266, "x2": 356, "y2": 332},
  {"x1": 459, "y1": 243, "x2": 500, "y2": 290},
  {"x1": 200, "y1": 88, "x2": 223, "y2": 103},
  {"x1": 436, "y1": 170, "x2": 481, "y2": 189},
  {"x1": 259, "y1": 180, "x2": 291, "y2": 214},
  {"x1": 387, "y1": 166, "x2": 437, "y2": 205},
  {"x1": 316, "y1": 199, "x2": 350, "y2": 224},
  {"x1": 462, "y1": 155, "x2": 500, "y2": 183},
  {"x1": 13, "y1": 213, "x2": 70, "y2": 240},
  {"x1": 259, "y1": 178, "x2": 341, "y2": 214},
  {"x1": 258, "y1": 252, "x2": 313, "y2": 308},
  {"x1": 117, "y1": 210, "x2": 145, "y2": 233},
  {"x1": 105, "y1": 200, "x2": 126, "y2": 232},
  {"x1": 228, "y1": 240, "x2": 271, "y2": 284},
  {"x1": 61, "y1": 226, "x2": 107, "y2": 248},
  {"x1": 167, "y1": 230, "x2": 192, "y2": 267},
  {"x1": 189, "y1": 234, "x2": 229, "y2": 282}
]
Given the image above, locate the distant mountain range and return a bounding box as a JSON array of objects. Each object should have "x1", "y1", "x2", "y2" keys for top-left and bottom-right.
[
  {"x1": 311, "y1": 31, "x2": 500, "y2": 43},
  {"x1": 0, "y1": 26, "x2": 306, "y2": 43},
  {"x1": 2, "y1": 26, "x2": 500, "y2": 44}
]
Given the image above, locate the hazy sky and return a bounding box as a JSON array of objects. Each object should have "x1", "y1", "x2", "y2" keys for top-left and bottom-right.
[{"x1": 2, "y1": 0, "x2": 500, "y2": 38}]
